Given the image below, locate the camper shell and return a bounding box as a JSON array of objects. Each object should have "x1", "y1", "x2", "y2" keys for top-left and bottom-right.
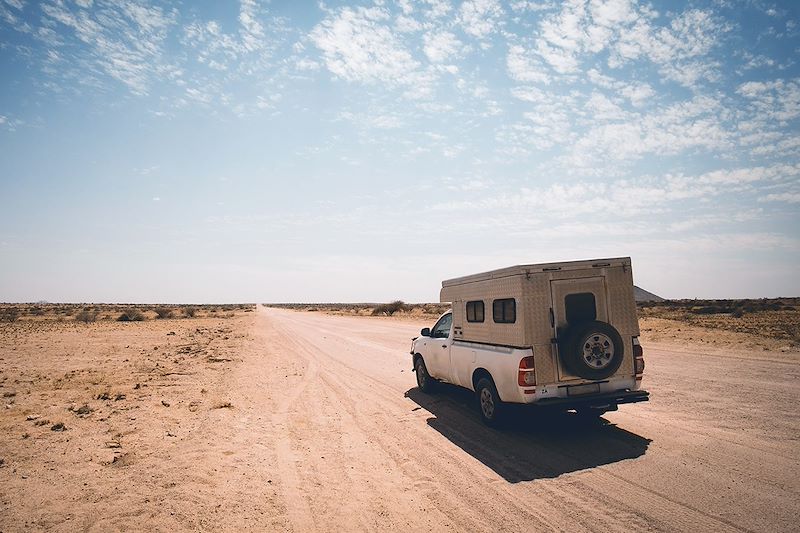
[{"x1": 411, "y1": 257, "x2": 649, "y2": 425}]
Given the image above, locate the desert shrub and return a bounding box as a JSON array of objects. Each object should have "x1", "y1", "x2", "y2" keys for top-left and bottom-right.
[
  {"x1": 75, "y1": 308, "x2": 99, "y2": 323},
  {"x1": 29, "y1": 306, "x2": 46, "y2": 316},
  {"x1": 371, "y1": 300, "x2": 408, "y2": 316},
  {"x1": 117, "y1": 309, "x2": 145, "y2": 322},
  {"x1": 183, "y1": 306, "x2": 197, "y2": 318},
  {"x1": 0, "y1": 307, "x2": 21, "y2": 322},
  {"x1": 730, "y1": 308, "x2": 744, "y2": 318},
  {"x1": 154, "y1": 307, "x2": 174, "y2": 319},
  {"x1": 422, "y1": 303, "x2": 450, "y2": 315}
]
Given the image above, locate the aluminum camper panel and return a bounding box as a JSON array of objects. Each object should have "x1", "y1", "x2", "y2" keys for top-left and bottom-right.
[
  {"x1": 604, "y1": 265, "x2": 640, "y2": 337},
  {"x1": 440, "y1": 275, "x2": 526, "y2": 347},
  {"x1": 518, "y1": 271, "x2": 557, "y2": 384},
  {"x1": 441, "y1": 257, "x2": 632, "y2": 288}
]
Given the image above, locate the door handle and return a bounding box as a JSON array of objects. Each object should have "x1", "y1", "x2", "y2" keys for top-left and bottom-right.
[{"x1": 441, "y1": 345, "x2": 447, "y2": 348}]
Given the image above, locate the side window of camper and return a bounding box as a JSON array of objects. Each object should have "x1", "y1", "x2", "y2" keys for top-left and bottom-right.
[
  {"x1": 565, "y1": 292, "x2": 597, "y2": 325},
  {"x1": 466, "y1": 300, "x2": 484, "y2": 322},
  {"x1": 492, "y1": 298, "x2": 516, "y2": 323}
]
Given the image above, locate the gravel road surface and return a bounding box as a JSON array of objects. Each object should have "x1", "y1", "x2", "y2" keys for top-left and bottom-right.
[{"x1": 231, "y1": 307, "x2": 799, "y2": 532}]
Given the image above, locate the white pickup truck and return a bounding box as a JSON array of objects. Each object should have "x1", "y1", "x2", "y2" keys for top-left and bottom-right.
[{"x1": 410, "y1": 257, "x2": 649, "y2": 426}]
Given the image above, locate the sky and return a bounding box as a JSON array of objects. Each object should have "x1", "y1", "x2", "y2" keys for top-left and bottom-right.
[{"x1": 1, "y1": 0, "x2": 799, "y2": 303}]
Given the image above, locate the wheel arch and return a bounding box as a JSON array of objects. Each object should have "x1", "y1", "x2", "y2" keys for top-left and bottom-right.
[{"x1": 471, "y1": 367, "x2": 493, "y2": 392}]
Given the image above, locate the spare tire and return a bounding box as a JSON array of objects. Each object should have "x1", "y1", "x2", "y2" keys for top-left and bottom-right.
[{"x1": 559, "y1": 320, "x2": 624, "y2": 380}]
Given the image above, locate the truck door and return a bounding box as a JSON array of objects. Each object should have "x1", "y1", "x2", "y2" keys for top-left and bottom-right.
[
  {"x1": 427, "y1": 312, "x2": 452, "y2": 380},
  {"x1": 550, "y1": 277, "x2": 609, "y2": 381}
]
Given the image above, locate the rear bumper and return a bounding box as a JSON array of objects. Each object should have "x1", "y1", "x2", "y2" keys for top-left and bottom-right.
[{"x1": 529, "y1": 389, "x2": 649, "y2": 411}]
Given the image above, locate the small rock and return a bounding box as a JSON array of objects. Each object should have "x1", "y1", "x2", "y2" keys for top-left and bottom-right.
[
  {"x1": 133, "y1": 383, "x2": 140, "y2": 390},
  {"x1": 34, "y1": 419, "x2": 50, "y2": 426},
  {"x1": 22, "y1": 433, "x2": 29, "y2": 439},
  {"x1": 51, "y1": 422, "x2": 67, "y2": 432},
  {"x1": 0, "y1": 458, "x2": 4, "y2": 467},
  {"x1": 114, "y1": 394, "x2": 126, "y2": 401},
  {"x1": 105, "y1": 440, "x2": 121, "y2": 449},
  {"x1": 26, "y1": 414, "x2": 40, "y2": 421},
  {"x1": 167, "y1": 331, "x2": 176, "y2": 336},
  {"x1": 161, "y1": 400, "x2": 170, "y2": 407},
  {"x1": 97, "y1": 392, "x2": 110, "y2": 400},
  {"x1": 75, "y1": 404, "x2": 92, "y2": 417},
  {"x1": 2, "y1": 391, "x2": 16, "y2": 398}
]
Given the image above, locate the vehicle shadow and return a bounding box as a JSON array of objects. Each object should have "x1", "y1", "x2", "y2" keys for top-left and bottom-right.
[{"x1": 404, "y1": 383, "x2": 651, "y2": 483}]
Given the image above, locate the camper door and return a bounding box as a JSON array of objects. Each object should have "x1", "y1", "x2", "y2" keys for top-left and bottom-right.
[{"x1": 550, "y1": 277, "x2": 610, "y2": 380}]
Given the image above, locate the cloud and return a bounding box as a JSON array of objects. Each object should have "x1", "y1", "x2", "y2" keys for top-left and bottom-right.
[
  {"x1": 586, "y1": 68, "x2": 654, "y2": 107},
  {"x1": 38, "y1": 0, "x2": 178, "y2": 95},
  {"x1": 0, "y1": 113, "x2": 23, "y2": 131},
  {"x1": 458, "y1": 0, "x2": 503, "y2": 40},
  {"x1": 238, "y1": 0, "x2": 265, "y2": 53},
  {"x1": 337, "y1": 110, "x2": 405, "y2": 129},
  {"x1": 506, "y1": 44, "x2": 550, "y2": 84},
  {"x1": 565, "y1": 95, "x2": 731, "y2": 169},
  {"x1": 527, "y1": 2, "x2": 728, "y2": 88},
  {"x1": 310, "y1": 6, "x2": 420, "y2": 86},
  {"x1": 759, "y1": 192, "x2": 800, "y2": 204},
  {"x1": 737, "y1": 78, "x2": 800, "y2": 122},
  {"x1": 423, "y1": 31, "x2": 463, "y2": 63}
]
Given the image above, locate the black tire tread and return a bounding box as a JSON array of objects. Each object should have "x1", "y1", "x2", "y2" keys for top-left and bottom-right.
[{"x1": 560, "y1": 320, "x2": 625, "y2": 380}]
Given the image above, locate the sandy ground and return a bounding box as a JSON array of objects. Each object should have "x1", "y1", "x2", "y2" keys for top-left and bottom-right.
[{"x1": 1, "y1": 306, "x2": 799, "y2": 531}]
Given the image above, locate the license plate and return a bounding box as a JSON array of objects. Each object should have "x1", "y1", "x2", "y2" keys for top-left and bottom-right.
[{"x1": 567, "y1": 383, "x2": 600, "y2": 396}]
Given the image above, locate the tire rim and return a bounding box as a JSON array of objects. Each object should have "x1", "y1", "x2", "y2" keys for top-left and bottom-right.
[
  {"x1": 581, "y1": 333, "x2": 615, "y2": 369},
  {"x1": 480, "y1": 388, "x2": 494, "y2": 419}
]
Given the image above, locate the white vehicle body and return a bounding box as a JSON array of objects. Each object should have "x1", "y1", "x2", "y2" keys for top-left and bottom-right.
[{"x1": 410, "y1": 257, "x2": 648, "y2": 423}]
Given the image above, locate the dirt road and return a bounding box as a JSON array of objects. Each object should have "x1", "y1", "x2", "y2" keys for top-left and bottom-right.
[{"x1": 2, "y1": 306, "x2": 799, "y2": 531}]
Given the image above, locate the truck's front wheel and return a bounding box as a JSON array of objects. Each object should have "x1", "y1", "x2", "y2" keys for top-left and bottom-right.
[
  {"x1": 476, "y1": 377, "x2": 504, "y2": 427},
  {"x1": 415, "y1": 357, "x2": 437, "y2": 393}
]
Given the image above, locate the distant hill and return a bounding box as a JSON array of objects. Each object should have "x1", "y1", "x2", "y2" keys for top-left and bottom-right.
[{"x1": 634, "y1": 286, "x2": 664, "y2": 302}]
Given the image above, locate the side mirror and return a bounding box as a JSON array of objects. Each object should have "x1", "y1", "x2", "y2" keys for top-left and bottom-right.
[{"x1": 421, "y1": 327, "x2": 431, "y2": 337}]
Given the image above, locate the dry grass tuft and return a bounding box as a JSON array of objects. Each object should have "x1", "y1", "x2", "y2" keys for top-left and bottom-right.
[
  {"x1": 154, "y1": 307, "x2": 174, "y2": 319},
  {"x1": 75, "y1": 308, "x2": 100, "y2": 323},
  {"x1": 117, "y1": 309, "x2": 146, "y2": 322}
]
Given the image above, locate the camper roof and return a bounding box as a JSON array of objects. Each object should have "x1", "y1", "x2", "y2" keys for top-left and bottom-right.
[{"x1": 441, "y1": 257, "x2": 631, "y2": 288}]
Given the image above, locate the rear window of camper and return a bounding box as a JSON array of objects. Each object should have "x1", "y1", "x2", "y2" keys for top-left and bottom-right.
[
  {"x1": 492, "y1": 298, "x2": 516, "y2": 323},
  {"x1": 466, "y1": 300, "x2": 484, "y2": 322},
  {"x1": 565, "y1": 292, "x2": 597, "y2": 325}
]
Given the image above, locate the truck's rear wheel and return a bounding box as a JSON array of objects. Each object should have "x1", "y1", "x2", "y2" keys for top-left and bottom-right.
[
  {"x1": 415, "y1": 357, "x2": 437, "y2": 393},
  {"x1": 475, "y1": 377, "x2": 504, "y2": 427}
]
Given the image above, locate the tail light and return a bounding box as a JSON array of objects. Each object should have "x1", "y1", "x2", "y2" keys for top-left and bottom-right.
[
  {"x1": 518, "y1": 355, "x2": 536, "y2": 386},
  {"x1": 633, "y1": 337, "x2": 645, "y2": 378}
]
